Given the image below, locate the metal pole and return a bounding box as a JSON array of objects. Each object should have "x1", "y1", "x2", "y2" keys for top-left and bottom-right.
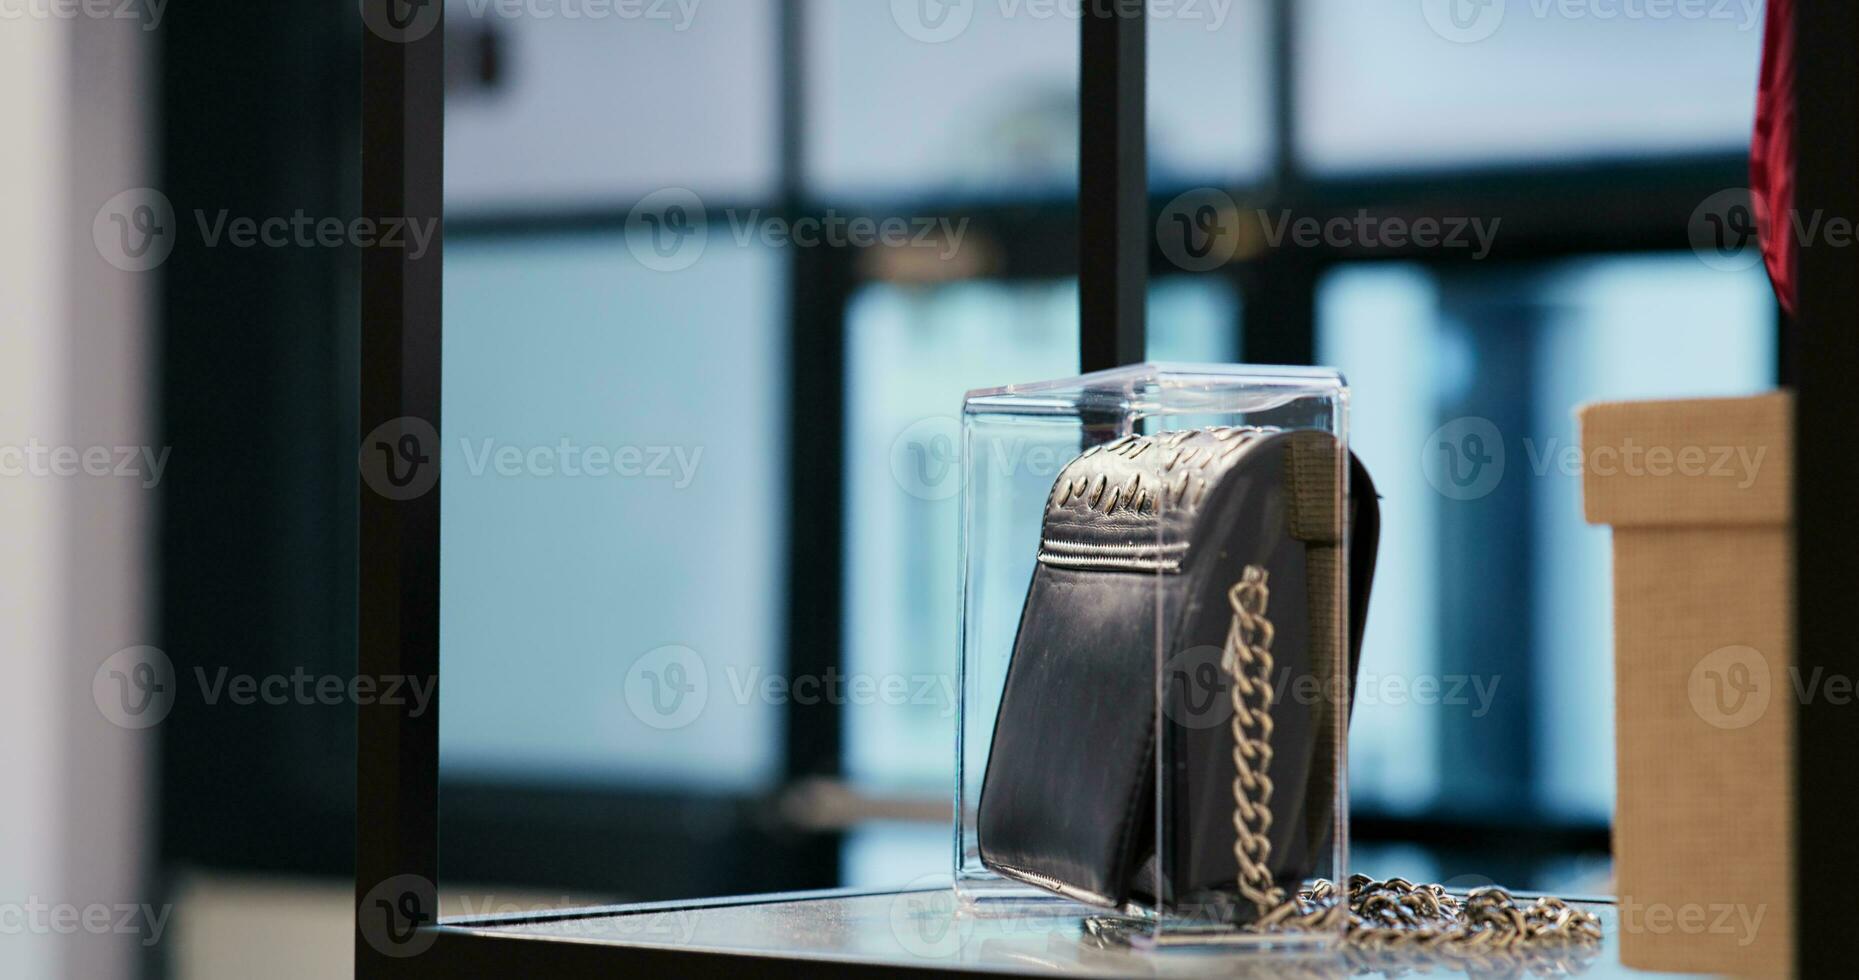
[
  {"x1": 1794, "y1": 0, "x2": 1859, "y2": 973},
  {"x1": 357, "y1": 0, "x2": 445, "y2": 975},
  {"x1": 1079, "y1": 0, "x2": 1147, "y2": 373}
]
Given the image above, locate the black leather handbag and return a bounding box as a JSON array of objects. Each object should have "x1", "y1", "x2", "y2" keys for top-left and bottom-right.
[{"x1": 977, "y1": 426, "x2": 1380, "y2": 919}]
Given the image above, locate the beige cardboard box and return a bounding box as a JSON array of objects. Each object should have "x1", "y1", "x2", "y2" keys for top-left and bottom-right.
[{"x1": 1580, "y1": 392, "x2": 1792, "y2": 978}]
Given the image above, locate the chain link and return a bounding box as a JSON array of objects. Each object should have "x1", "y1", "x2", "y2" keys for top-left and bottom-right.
[
  {"x1": 1223, "y1": 566, "x2": 1604, "y2": 966},
  {"x1": 1224, "y1": 565, "x2": 1285, "y2": 913}
]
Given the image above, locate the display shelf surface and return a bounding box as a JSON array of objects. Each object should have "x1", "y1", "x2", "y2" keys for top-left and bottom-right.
[{"x1": 439, "y1": 886, "x2": 1687, "y2": 978}]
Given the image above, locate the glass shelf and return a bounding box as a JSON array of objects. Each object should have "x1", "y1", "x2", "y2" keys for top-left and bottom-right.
[{"x1": 441, "y1": 888, "x2": 1650, "y2": 978}]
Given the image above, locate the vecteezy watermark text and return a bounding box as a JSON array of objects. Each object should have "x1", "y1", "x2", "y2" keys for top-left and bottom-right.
[
  {"x1": 0, "y1": 0, "x2": 166, "y2": 30},
  {"x1": 1527, "y1": 0, "x2": 1761, "y2": 29},
  {"x1": 1523, "y1": 436, "x2": 1766, "y2": 489},
  {"x1": 93, "y1": 646, "x2": 438, "y2": 729},
  {"x1": 1691, "y1": 188, "x2": 1859, "y2": 272},
  {"x1": 1423, "y1": 417, "x2": 1770, "y2": 501},
  {"x1": 1162, "y1": 652, "x2": 1504, "y2": 729},
  {"x1": 457, "y1": 439, "x2": 704, "y2": 488},
  {"x1": 358, "y1": 876, "x2": 437, "y2": 958},
  {"x1": 0, "y1": 900, "x2": 171, "y2": 947},
  {"x1": 1256, "y1": 209, "x2": 1500, "y2": 260},
  {"x1": 724, "y1": 211, "x2": 968, "y2": 260},
  {"x1": 1423, "y1": 0, "x2": 1761, "y2": 44},
  {"x1": 0, "y1": 441, "x2": 170, "y2": 489},
  {"x1": 193, "y1": 210, "x2": 437, "y2": 259},
  {"x1": 624, "y1": 189, "x2": 971, "y2": 272},
  {"x1": 195, "y1": 666, "x2": 436, "y2": 717},
  {"x1": 357, "y1": 418, "x2": 707, "y2": 501},
  {"x1": 890, "y1": 0, "x2": 1236, "y2": 44},
  {"x1": 1688, "y1": 644, "x2": 1859, "y2": 730},
  {"x1": 450, "y1": 894, "x2": 699, "y2": 943},
  {"x1": 723, "y1": 666, "x2": 957, "y2": 719},
  {"x1": 623, "y1": 646, "x2": 959, "y2": 730},
  {"x1": 889, "y1": 417, "x2": 1074, "y2": 502},
  {"x1": 1615, "y1": 896, "x2": 1766, "y2": 947},
  {"x1": 364, "y1": 0, "x2": 701, "y2": 43},
  {"x1": 94, "y1": 188, "x2": 438, "y2": 272},
  {"x1": 459, "y1": 0, "x2": 700, "y2": 28},
  {"x1": 1156, "y1": 190, "x2": 1502, "y2": 271}
]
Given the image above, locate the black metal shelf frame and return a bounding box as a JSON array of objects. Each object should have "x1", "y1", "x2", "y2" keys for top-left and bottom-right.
[
  {"x1": 356, "y1": 1, "x2": 444, "y2": 973},
  {"x1": 1791, "y1": 4, "x2": 1859, "y2": 975}
]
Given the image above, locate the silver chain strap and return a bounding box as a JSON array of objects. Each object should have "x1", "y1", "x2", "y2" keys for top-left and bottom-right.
[{"x1": 1222, "y1": 566, "x2": 1604, "y2": 963}]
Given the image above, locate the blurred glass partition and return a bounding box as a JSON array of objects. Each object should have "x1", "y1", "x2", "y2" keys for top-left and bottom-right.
[
  {"x1": 441, "y1": 235, "x2": 788, "y2": 790},
  {"x1": 804, "y1": 0, "x2": 1271, "y2": 199},
  {"x1": 1298, "y1": 0, "x2": 1763, "y2": 172},
  {"x1": 444, "y1": 0, "x2": 778, "y2": 209},
  {"x1": 1321, "y1": 253, "x2": 1775, "y2": 886}
]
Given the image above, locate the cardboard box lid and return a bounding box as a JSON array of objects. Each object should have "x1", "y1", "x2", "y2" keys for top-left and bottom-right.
[{"x1": 1580, "y1": 392, "x2": 1791, "y2": 528}]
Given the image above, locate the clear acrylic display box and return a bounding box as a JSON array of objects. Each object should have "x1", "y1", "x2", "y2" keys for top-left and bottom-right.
[{"x1": 953, "y1": 363, "x2": 1355, "y2": 948}]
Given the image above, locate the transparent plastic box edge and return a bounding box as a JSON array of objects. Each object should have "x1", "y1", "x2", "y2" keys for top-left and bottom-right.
[{"x1": 953, "y1": 363, "x2": 1351, "y2": 948}]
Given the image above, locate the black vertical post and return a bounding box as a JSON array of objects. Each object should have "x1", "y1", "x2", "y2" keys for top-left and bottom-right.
[
  {"x1": 1794, "y1": 1, "x2": 1859, "y2": 975},
  {"x1": 1266, "y1": 0, "x2": 1298, "y2": 192},
  {"x1": 1243, "y1": 0, "x2": 1317, "y2": 367},
  {"x1": 780, "y1": 0, "x2": 847, "y2": 887},
  {"x1": 1079, "y1": 0, "x2": 1147, "y2": 373},
  {"x1": 356, "y1": 1, "x2": 445, "y2": 976}
]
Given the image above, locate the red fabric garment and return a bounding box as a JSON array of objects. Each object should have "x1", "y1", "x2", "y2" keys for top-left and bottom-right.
[{"x1": 1751, "y1": 0, "x2": 1795, "y2": 314}]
